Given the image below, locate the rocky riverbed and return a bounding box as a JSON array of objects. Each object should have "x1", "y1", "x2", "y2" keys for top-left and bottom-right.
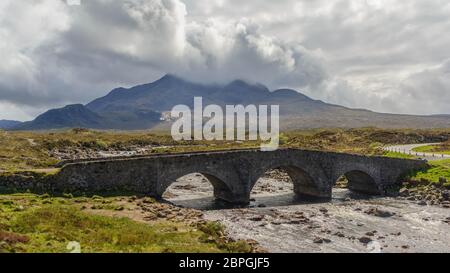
[
  {"x1": 163, "y1": 171, "x2": 450, "y2": 253},
  {"x1": 49, "y1": 146, "x2": 158, "y2": 161},
  {"x1": 399, "y1": 183, "x2": 450, "y2": 208}
]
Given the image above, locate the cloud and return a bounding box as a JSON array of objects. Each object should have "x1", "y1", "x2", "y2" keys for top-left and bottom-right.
[
  {"x1": 397, "y1": 60, "x2": 450, "y2": 115},
  {"x1": 0, "y1": 0, "x2": 449, "y2": 120},
  {"x1": 57, "y1": 0, "x2": 326, "y2": 87},
  {"x1": 182, "y1": 18, "x2": 327, "y2": 87},
  {"x1": 183, "y1": 0, "x2": 450, "y2": 114},
  {"x1": 0, "y1": 101, "x2": 42, "y2": 121},
  {"x1": 0, "y1": 0, "x2": 70, "y2": 106},
  {"x1": 0, "y1": 0, "x2": 327, "y2": 121},
  {"x1": 316, "y1": 60, "x2": 450, "y2": 115}
]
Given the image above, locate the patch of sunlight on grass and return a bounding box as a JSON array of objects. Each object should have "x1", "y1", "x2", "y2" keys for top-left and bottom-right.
[
  {"x1": 384, "y1": 151, "x2": 415, "y2": 159},
  {"x1": 413, "y1": 145, "x2": 450, "y2": 155},
  {"x1": 409, "y1": 159, "x2": 450, "y2": 185}
]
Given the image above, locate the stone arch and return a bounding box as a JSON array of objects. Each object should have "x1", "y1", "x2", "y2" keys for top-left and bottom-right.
[
  {"x1": 202, "y1": 173, "x2": 236, "y2": 202},
  {"x1": 337, "y1": 170, "x2": 381, "y2": 195},
  {"x1": 251, "y1": 164, "x2": 330, "y2": 199},
  {"x1": 158, "y1": 168, "x2": 242, "y2": 204}
]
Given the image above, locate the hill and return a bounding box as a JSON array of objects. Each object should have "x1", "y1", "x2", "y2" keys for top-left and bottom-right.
[{"x1": 14, "y1": 74, "x2": 450, "y2": 130}]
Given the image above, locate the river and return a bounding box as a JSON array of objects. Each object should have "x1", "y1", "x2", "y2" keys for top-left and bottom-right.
[{"x1": 164, "y1": 173, "x2": 450, "y2": 253}]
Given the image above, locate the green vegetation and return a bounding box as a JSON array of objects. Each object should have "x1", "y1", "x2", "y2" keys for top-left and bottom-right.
[
  {"x1": 1, "y1": 127, "x2": 450, "y2": 253},
  {"x1": 383, "y1": 151, "x2": 415, "y2": 159},
  {"x1": 1, "y1": 127, "x2": 449, "y2": 172},
  {"x1": 0, "y1": 194, "x2": 253, "y2": 253},
  {"x1": 0, "y1": 129, "x2": 260, "y2": 172},
  {"x1": 284, "y1": 128, "x2": 450, "y2": 154},
  {"x1": 412, "y1": 143, "x2": 450, "y2": 155},
  {"x1": 413, "y1": 145, "x2": 440, "y2": 153},
  {"x1": 408, "y1": 159, "x2": 450, "y2": 187}
]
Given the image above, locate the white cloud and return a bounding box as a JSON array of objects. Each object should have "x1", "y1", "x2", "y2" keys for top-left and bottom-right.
[
  {"x1": 0, "y1": 0, "x2": 70, "y2": 107},
  {"x1": 0, "y1": 101, "x2": 46, "y2": 121},
  {"x1": 0, "y1": 0, "x2": 450, "y2": 120},
  {"x1": 397, "y1": 60, "x2": 450, "y2": 115},
  {"x1": 181, "y1": 18, "x2": 327, "y2": 87}
]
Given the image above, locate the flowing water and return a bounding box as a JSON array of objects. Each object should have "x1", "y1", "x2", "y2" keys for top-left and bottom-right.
[{"x1": 164, "y1": 174, "x2": 450, "y2": 253}]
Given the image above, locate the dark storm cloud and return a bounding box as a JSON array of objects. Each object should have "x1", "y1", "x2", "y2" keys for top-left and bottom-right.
[{"x1": 0, "y1": 0, "x2": 449, "y2": 120}]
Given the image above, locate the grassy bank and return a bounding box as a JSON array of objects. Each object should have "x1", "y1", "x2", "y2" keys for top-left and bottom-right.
[
  {"x1": 408, "y1": 159, "x2": 450, "y2": 187},
  {"x1": 399, "y1": 159, "x2": 450, "y2": 207},
  {"x1": 0, "y1": 194, "x2": 253, "y2": 253}
]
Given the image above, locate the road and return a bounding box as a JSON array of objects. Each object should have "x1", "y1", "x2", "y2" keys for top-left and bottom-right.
[{"x1": 384, "y1": 143, "x2": 450, "y2": 161}]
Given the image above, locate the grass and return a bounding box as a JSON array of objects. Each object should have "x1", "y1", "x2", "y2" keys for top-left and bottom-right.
[
  {"x1": 384, "y1": 141, "x2": 450, "y2": 184},
  {"x1": 383, "y1": 151, "x2": 415, "y2": 159},
  {"x1": 0, "y1": 129, "x2": 260, "y2": 172},
  {"x1": 283, "y1": 128, "x2": 450, "y2": 156},
  {"x1": 412, "y1": 144, "x2": 450, "y2": 155},
  {"x1": 0, "y1": 129, "x2": 173, "y2": 171},
  {"x1": 408, "y1": 159, "x2": 450, "y2": 187},
  {"x1": 0, "y1": 194, "x2": 252, "y2": 253}
]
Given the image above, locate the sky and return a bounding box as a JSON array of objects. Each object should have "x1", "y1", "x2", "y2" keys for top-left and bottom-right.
[{"x1": 0, "y1": 0, "x2": 450, "y2": 121}]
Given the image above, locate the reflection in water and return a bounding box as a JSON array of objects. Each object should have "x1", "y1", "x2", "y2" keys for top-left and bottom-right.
[
  {"x1": 166, "y1": 188, "x2": 375, "y2": 211},
  {"x1": 163, "y1": 172, "x2": 376, "y2": 211}
]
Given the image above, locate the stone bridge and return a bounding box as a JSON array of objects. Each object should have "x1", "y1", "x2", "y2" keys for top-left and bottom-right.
[{"x1": 55, "y1": 149, "x2": 426, "y2": 204}]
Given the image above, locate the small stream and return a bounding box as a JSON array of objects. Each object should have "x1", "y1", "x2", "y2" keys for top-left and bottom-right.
[{"x1": 164, "y1": 174, "x2": 450, "y2": 253}]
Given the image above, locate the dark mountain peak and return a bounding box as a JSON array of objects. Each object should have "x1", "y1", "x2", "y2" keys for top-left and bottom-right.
[
  {"x1": 0, "y1": 120, "x2": 23, "y2": 130},
  {"x1": 60, "y1": 104, "x2": 86, "y2": 111},
  {"x1": 227, "y1": 79, "x2": 247, "y2": 86},
  {"x1": 154, "y1": 74, "x2": 190, "y2": 87},
  {"x1": 271, "y1": 89, "x2": 313, "y2": 101},
  {"x1": 31, "y1": 104, "x2": 90, "y2": 118},
  {"x1": 34, "y1": 104, "x2": 99, "y2": 122},
  {"x1": 224, "y1": 79, "x2": 270, "y2": 95},
  {"x1": 159, "y1": 73, "x2": 182, "y2": 81},
  {"x1": 108, "y1": 87, "x2": 128, "y2": 96},
  {"x1": 101, "y1": 74, "x2": 188, "y2": 100},
  {"x1": 208, "y1": 79, "x2": 270, "y2": 104},
  {"x1": 14, "y1": 104, "x2": 105, "y2": 130}
]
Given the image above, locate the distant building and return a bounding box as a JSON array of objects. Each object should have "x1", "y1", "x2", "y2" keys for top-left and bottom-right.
[{"x1": 160, "y1": 111, "x2": 174, "y2": 121}]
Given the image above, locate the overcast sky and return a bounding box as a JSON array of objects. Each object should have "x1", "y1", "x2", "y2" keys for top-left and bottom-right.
[{"x1": 1, "y1": 0, "x2": 450, "y2": 121}]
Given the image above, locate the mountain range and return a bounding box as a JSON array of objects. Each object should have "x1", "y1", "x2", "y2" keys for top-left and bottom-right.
[
  {"x1": 8, "y1": 74, "x2": 450, "y2": 130},
  {"x1": 0, "y1": 120, "x2": 23, "y2": 130}
]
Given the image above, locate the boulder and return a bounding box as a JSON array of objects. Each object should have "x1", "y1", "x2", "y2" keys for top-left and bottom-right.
[
  {"x1": 359, "y1": 237, "x2": 372, "y2": 244},
  {"x1": 399, "y1": 188, "x2": 409, "y2": 196}
]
